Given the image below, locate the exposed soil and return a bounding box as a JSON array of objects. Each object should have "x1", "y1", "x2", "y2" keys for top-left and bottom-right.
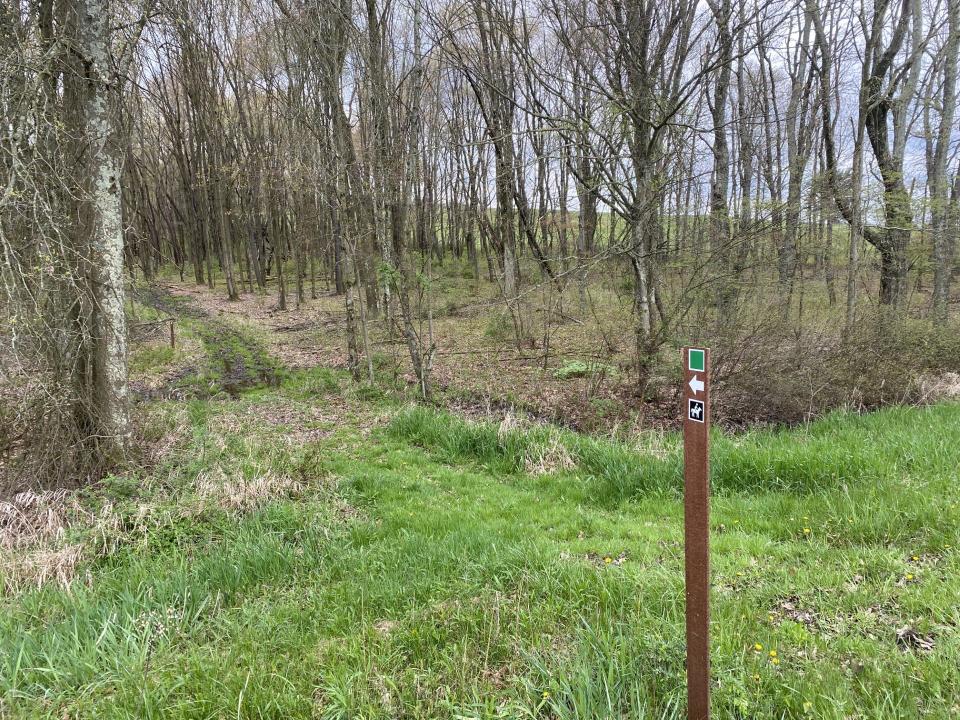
[
  {"x1": 160, "y1": 283, "x2": 347, "y2": 370},
  {"x1": 134, "y1": 286, "x2": 283, "y2": 399}
]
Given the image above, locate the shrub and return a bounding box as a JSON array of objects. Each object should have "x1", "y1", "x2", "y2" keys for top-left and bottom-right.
[
  {"x1": 483, "y1": 312, "x2": 514, "y2": 343},
  {"x1": 707, "y1": 311, "x2": 960, "y2": 426},
  {"x1": 553, "y1": 361, "x2": 618, "y2": 381}
]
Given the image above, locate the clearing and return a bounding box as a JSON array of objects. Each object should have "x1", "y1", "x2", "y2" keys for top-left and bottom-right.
[{"x1": 1, "y1": 281, "x2": 958, "y2": 719}]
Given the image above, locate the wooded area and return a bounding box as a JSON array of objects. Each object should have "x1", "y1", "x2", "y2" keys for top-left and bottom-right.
[
  {"x1": 4, "y1": 2, "x2": 960, "y2": 716},
  {"x1": 2, "y1": 0, "x2": 959, "y2": 485}
]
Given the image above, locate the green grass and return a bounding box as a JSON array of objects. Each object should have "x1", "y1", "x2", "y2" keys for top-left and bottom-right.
[
  {"x1": 2, "y1": 368, "x2": 958, "y2": 717},
  {"x1": 129, "y1": 343, "x2": 177, "y2": 375}
]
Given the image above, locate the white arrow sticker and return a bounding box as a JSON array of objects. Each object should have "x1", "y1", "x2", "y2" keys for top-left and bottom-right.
[{"x1": 688, "y1": 374, "x2": 704, "y2": 395}]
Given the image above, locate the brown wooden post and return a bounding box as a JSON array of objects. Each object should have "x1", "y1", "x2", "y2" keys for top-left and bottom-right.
[
  {"x1": 682, "y1": 346, "x2": 710, "y2": 719},
  {"x1": 170, "y1": 319, "x2": 176, "y2": 349}
]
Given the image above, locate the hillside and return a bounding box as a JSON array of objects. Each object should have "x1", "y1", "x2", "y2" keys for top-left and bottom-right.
[{"x1": 2, "y1": 284, "x2": 958, "y2": 719}]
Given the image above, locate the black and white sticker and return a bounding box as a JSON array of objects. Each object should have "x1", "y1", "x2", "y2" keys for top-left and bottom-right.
[{"x1": 688, "y1": 399, "x2": 705, "y2": 423}]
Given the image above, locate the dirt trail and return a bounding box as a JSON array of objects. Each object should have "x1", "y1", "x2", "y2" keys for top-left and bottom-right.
[
  {"x1": 158, "y1": 283, "x2": 350, "y2": 371},
  {"x1": 135, "y1": 286, "x2": 283, "y2": 399}
]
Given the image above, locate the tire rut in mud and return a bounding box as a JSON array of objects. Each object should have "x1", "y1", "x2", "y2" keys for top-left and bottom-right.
[{"x1": 134, "y1": 287, "x2": 283, "y2": 399}]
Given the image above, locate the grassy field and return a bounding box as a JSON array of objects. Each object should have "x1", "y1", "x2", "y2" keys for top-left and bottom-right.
[{"x1": 3, "y1": 319, "x2": 959, "y2": 719}]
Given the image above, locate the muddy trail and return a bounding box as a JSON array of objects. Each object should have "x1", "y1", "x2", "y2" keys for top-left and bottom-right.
[{"x1": 134, "y1": 286, "x2": 284, "y2": 400}]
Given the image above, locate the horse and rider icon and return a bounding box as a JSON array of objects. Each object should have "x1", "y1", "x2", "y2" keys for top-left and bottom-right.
[{"x1": 688, "y1": 399, "x2": 705, "y2": 423}]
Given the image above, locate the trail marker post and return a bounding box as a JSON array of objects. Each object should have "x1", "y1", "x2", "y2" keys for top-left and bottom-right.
[{"x1": 682, "y1": 346, "x2": 710, "y2": 719}]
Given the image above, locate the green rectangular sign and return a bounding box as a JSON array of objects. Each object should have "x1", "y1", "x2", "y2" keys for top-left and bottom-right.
[{"x1": 689, "y1": 348, "x2": 705, "y2": 372}]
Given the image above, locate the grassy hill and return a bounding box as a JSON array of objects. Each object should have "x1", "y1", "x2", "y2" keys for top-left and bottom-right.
[{"x1": 3, "y1": 344, "x2": 958, "y2": 717}]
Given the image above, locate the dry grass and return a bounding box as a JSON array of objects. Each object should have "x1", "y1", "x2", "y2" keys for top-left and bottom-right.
[
  {"x1": 525, "y1": 433, "x2": 576, "y2": 475},
  {"x1": 0, "y1": 489, "x2": 72, "y2": 550},
  {"x1": 914, "y1": 371, "x2": 960, "y2": 402},
  {"x1": 2, "y1": 544, "x2": 85, "y2": 592},
  {"x1": 0, "y1": 489, "x2": 89, "y2": 590},
  {"x1": 497, "y1": 411, "x2": 524, "y2": 439},
  {"x1": 207, "y1": 398, "x2": 374, "y2": 446},
  {"x1": 197, "y1": 471, "x2": 307, "y2": 513},
  {"x1": 0, "y1": 469, "x2": 319, "y2": 591}
]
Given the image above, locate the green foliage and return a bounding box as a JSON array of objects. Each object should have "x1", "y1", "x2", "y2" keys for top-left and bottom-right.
[
  {"x1": 588, "y1": 397, "x2": 621, "y2": 418},
  {"x1": 129, "y1": 343, "x2": 175, "y2": 375},
  {"x1": 483, "y1": 311, "x2": 514, "y2": 343},
  {"x1": 376, "y1": 261, "x2": 400, "y2": 288},
  {"x1": 388, "y1": 403, "x2": 960, "y2": 499},
  {"x1": 282, "y1": 367, "x2": 341, "y2": 398},
  {"x1": 354, "y1": 383, "x2": 386, "y2": 401},
  {"x1": 180, "y1": 321, "x2": 285, "y2": 398},
  {"x1": 553, "y1": 361, "x2": 618, "y2": 380},
  {"x1": 371, "y1": 352, "x2": 395, "y2": 372},
  {"x1": 4, "y1": 323, "x2": 959, "y2": 718}
]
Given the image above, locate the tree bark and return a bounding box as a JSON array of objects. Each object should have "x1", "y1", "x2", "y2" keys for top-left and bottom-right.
[
  {"x1": 930, "y1": 0, "x2": 959, "y2": 320},
  {"x1": 66, "y1": 0, "x2": 131, "y2": 458}
]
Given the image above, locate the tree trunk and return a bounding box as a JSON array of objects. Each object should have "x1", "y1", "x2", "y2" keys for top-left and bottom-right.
[
  {"x1": 708, "y1": 0, "x2": 735, "y2": 323},
  {"x1": 67, "y1": 0, "x2": 130, "y2": 459},
  {"x1": 931, "y1": 0, "x2": 959, "y2": 320}
]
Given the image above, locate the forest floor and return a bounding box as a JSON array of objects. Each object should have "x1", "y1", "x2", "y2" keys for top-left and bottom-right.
[
  {"x1": 1, "y1": 278, "x2": 959, "y2": 718},
  {"x1": 134, "y1": 265, "x2": 705, "y2": 432}
]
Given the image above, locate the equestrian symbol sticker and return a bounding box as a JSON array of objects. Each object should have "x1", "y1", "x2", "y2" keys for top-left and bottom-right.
[{"x1": 688, "y1": 399, "x2": 705, "y2": 423}]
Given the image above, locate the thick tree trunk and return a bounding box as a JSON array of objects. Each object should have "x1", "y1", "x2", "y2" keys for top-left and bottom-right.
[{"x1": 68, "y1": 0, "x2": 130, "y2": 458}]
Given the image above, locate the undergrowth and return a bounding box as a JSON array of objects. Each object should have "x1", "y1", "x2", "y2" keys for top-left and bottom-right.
[
  {"x1": 2, "y1": 280, "x2": 958, "y2": 719},
  {"x1": 387, "y1": 403, "x2": 960, "y2": 501}
]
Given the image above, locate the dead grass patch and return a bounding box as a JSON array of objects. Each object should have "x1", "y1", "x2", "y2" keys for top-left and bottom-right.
[
  {"x1": 0, "y1": 489, "x2": 72, "y2": 550},
  {"x1": 197, "y1": 471, "x2": 306, "y2": 513},
  {"x1": 895, "y1": 625, "x2": 936, "y2": 653},
  {"x1": 914, "y1": 372, "x2": 960, "y2": 402},
  {"x1": 497, "y1": 411, "x2": 526, "y2": 440},
  {"x1": 209, "y1": 396, "x2": 379, "y2": 446},
  {"x1": 2, "y1": 543, "x2": 84, "y2": 591},
  {"x1": 524, "y1": 434, "x2": 576, "y2": 475},
  {"x1": 0, "y1": 488, "x2": 137, "y2": 590},
  {"x1": 481, "y1": 663, "x2": 515, "y2": 690},
  {"x1": 137, "y1": 408, "x2": 191, "y2": 469},
  {"x1": 768, "y1": 595, "x2": 819, "y2": 630},
  {"x1": 374, "y1": 619, "x2": 399, "y2": 635}
]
